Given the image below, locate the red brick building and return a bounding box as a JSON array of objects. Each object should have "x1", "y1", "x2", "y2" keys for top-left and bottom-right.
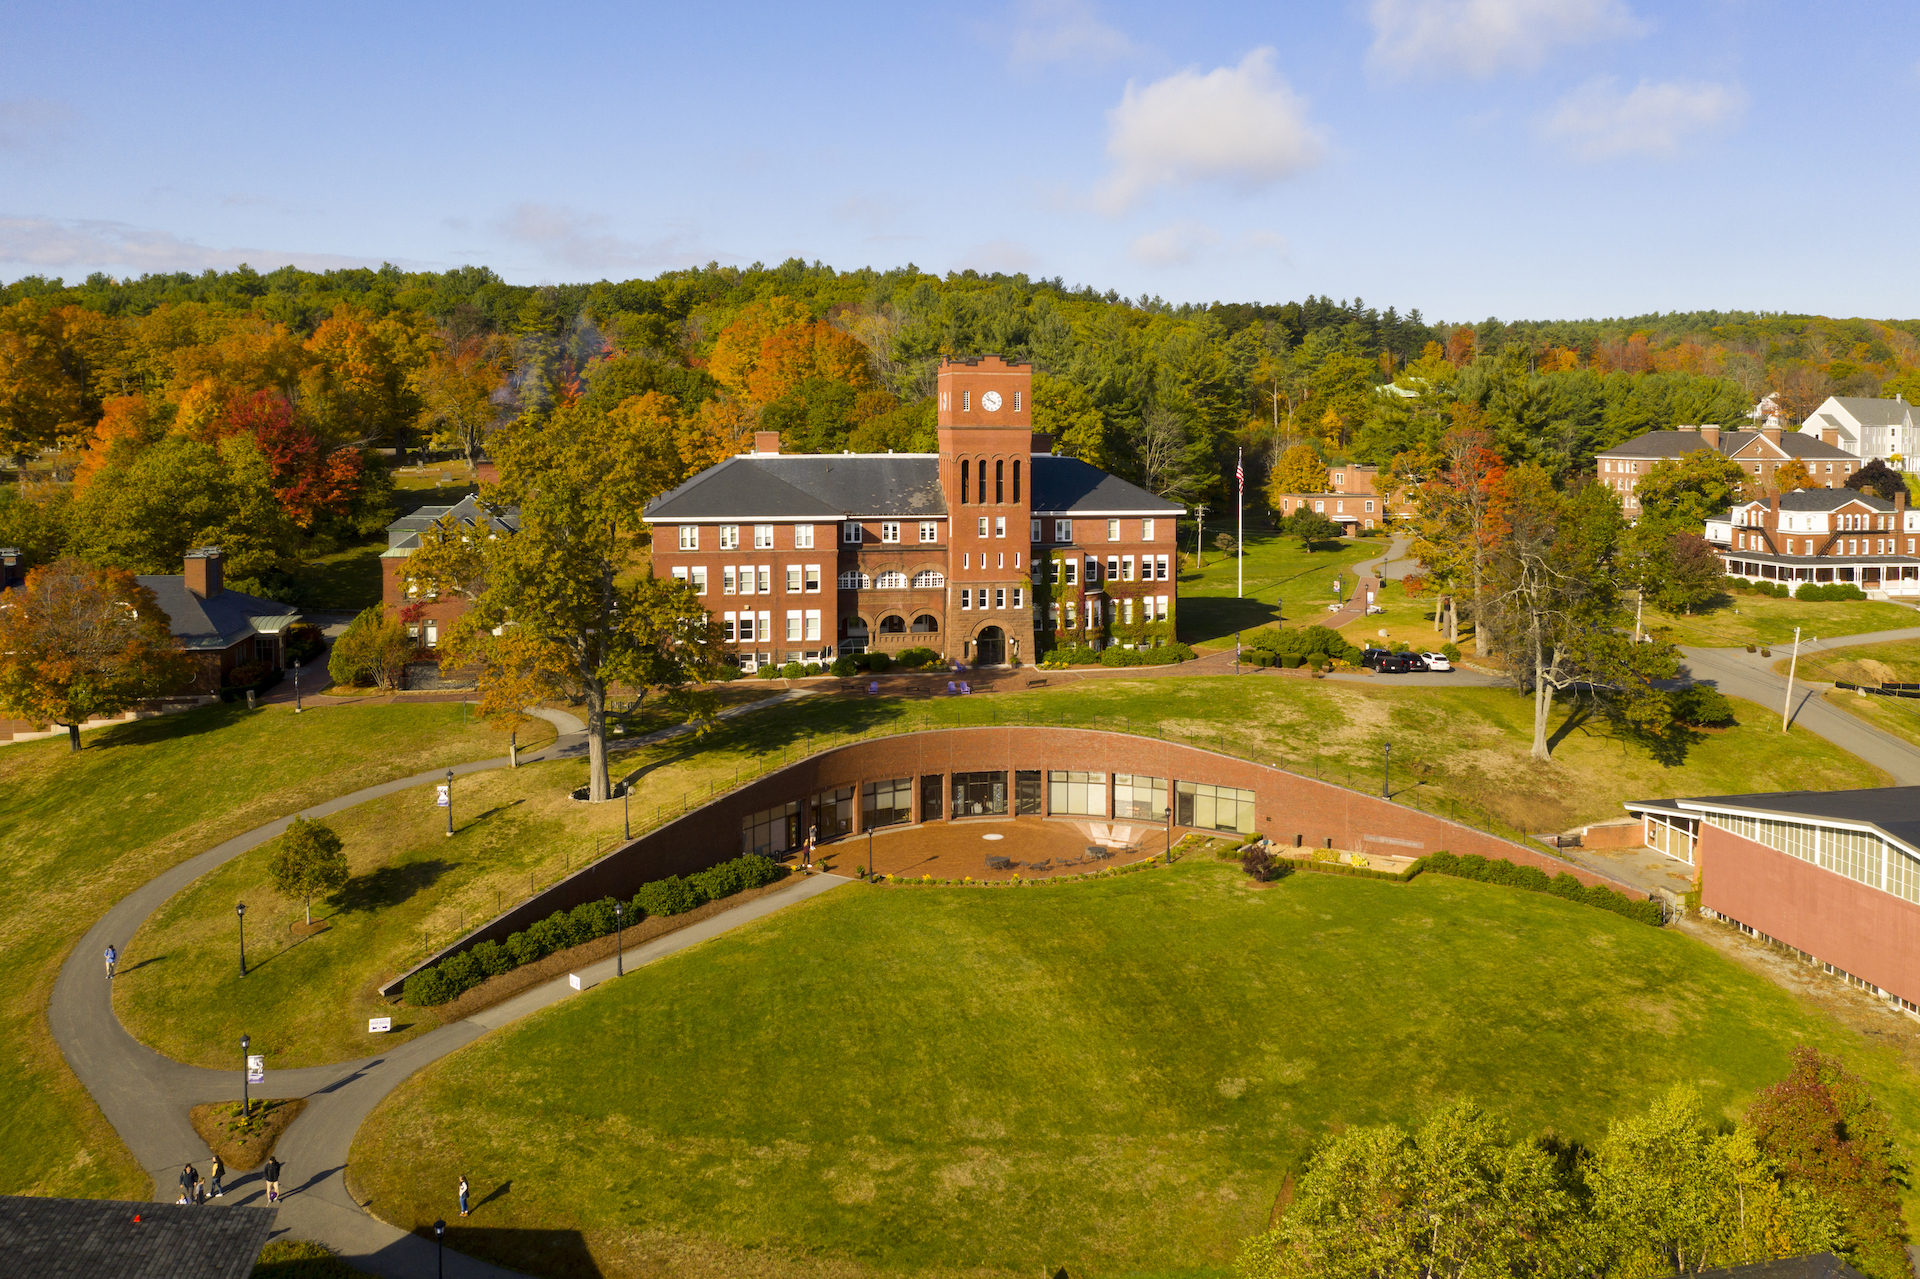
[
  {"x1": 1627, "y1": 786, "x2": 1920, "y2": 1013},
  {"x1": 1706, "y1": 486, "x2": 1919, "y2": 598},
  {"x1": 380, "y1": 494, "x2": 520, "y2": 650},
  {"x1": 1269, "y1": 463, "x2": 1402, "y2": 531},
  {"x1": 643, "y1": 356, "x2": 1186, "y2": 670}
]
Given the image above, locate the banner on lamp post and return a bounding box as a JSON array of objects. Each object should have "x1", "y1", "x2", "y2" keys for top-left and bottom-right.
[
  {"x1": 246, "y1": 1055, "x2": 264, "y2": 1084},
  {"x1": 436, "y1": 785, "x2": 450, "y2": 808}
]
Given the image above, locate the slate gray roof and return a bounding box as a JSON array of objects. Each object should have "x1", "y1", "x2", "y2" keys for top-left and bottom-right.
[
  {"x1": 0, "y1": 1195, "x2": 277, "y2": 1279},
  {"x1": 384, "y1": 493, "x2": 521, "y2": 555},
  {"x1": 1726, "y1": 488, "x2": 1896, "y2": 518},
  {"x1": 1030, "y1": 455, "x2": 1185, "y2": 515},
  {"x1": 1628, "y1": 787, "x2": 1920, "y2": 854},
  {"x1": 1825, "y1": 396, "x2": 1915, "y2": 426},
  {"x1": 134, "y1": 577, "x2": 300, "y2": 651},
  {"x1": 1599, "y1": 429, "x2": 1854, "y2": 461},
  {"x1": 643, "y1": 453, "x2": 1184, "y2": 521}
]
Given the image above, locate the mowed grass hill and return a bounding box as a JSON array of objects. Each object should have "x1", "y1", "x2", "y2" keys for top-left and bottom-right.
[{"x1": 352, "y1": 862, "x2": 1920, "y2": 1279}]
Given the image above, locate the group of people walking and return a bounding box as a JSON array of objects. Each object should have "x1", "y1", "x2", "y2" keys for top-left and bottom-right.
[{"x1": 175, "y1": 1154, "x2": 281, "y2": 1205}]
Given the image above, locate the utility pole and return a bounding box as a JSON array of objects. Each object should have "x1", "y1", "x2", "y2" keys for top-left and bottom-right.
[
  {"x1": 1236, "y1": 448, "x2": 1244, "y2": 600},
  {"x1": 1782, "y1": 625, "x2": 1802, "y2": 733},
  {"x1": 1194, "y1": 504, "x2": 1207, "y2": 567}
]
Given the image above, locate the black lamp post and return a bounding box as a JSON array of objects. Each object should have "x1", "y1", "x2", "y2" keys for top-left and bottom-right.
[
  {"x1": 236, "y1": 902, "x2": 247, "y2": 976},
  {"x1": 444, "y1": 769, "x2": 455, "y2": 838},
  {"x1": 1383, "y1": 742, "x2": 1391, "y2": 799},
  {"x1": 433, "y1": 1219, "x2": 445, "y2": 1278},
  {"x1": 614, "y1": 900, "x2": 624, "y2": 977},
  {"x1": 291, "y1": 659, "x2": 302, "y2": 713},
  {"x1": 240, "y1": 1033, "x2": 251, "y2": 1118}
]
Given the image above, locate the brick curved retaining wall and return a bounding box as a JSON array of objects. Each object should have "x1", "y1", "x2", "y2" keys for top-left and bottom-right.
[{"x1": 381, "y1": 727, "x2": 1644, "y2": 996}]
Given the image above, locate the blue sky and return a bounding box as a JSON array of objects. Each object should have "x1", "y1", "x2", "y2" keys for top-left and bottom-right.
[{"x1": 3, "y1": 0, "x2": 1915, "y2": 321}]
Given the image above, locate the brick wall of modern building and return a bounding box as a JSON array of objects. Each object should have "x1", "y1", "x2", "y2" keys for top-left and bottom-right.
[
  {"x1": 1700, "y1": 823, "x2": 1920, "y2": 1006},
  {"x1": 383, "y1": 726, "x2": 1644, "y2": 995}
]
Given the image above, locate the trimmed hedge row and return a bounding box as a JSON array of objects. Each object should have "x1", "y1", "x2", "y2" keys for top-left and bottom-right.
[
  {"x1": 1274, "y1": 857, "x2": 1420, "y2": 884},
  {"x1": 1794, "y1": 582, "x2": 1868, "y2": 601},
  {"x1": 1417, "y1": 851, "x2": 1663, "y2": 926},
  {"x1": 403, "y1": 853, "x2": 787, "y2": 1006}
]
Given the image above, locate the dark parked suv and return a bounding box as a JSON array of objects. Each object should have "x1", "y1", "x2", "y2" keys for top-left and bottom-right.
[
  {"x1": 1358, "y1": 648, "x2": 1392, "y2": 669},
  {"x1": 1377, "y1": 653, "x2": 1423, "y2": 674}
]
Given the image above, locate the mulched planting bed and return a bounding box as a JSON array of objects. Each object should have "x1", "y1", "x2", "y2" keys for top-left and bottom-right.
[{"x1": 188, "y1": 1097, "x2": 306, "y2": 1170}]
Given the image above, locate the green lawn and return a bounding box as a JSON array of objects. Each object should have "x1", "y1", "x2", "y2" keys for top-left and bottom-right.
[
  {"x1": 121, "y1": 675, "x2": 1883, "y2": 1072},
  {"x1": 1646, "y1": 591, "x2": 1917, "y2": 648},
  {"x1": 350, "y1": 862, "x2": 1920, "y2": 1279},
  {"x1": 1826, "y1": 687, "x2": 1920, "y2": 750},
  {"x1": 1177, "y1": 525, "x2": 1379, "y2": 648},
  {"x1": 0, "y1": 701, "x2": 544, "y2": 1199},
  {"x1": 1776, "y1": 638, "x2": 1920, "y2": 687}
]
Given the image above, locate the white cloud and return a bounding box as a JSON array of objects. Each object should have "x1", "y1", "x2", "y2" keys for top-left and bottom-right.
[
  {"x1": 1097, "y1": 48, "x2": 1325, "y2": 213},
  {"x1": 0, "y1": 98, "x2": 79, "y2": 151},
  {"x1": 494, "y1": 203, "x2": 702, "y2": 272},
  {"x1": 1129, "y1": 221, "x2": 1221, "y2": 267},
  {"x1": 0, "y1": 214, "x2": 387, "y2": 275},
  {"x1": 1541, "y1": 77, "x2": 1746, "y2": 160},
  {"x1": 1007, "y1": 0, "x2": 1134, "y2": 68},
  {"x1": 1367, "y1": 0, "x2": 1645, "y2": 79}
]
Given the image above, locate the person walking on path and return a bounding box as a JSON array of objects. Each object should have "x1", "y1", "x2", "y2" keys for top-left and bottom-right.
[
  {"x1": 178, "y1": 1163, "x2": 199, "y2": 1205},
  {"x1": 103, "y1": 944, "x2": 116, "y2": 980},
  {"x1": 458, "y1": 1174, "x2": 470, "y2": 1217},
  {"x1": 803, "y1": 824, "x2": 816, "y2": 871},
  {"x1": 263, "y1": 1155, "x2": 281, "y2": 1204},
  {"x1": 208, "y1": 1153, "x2": 224, "y2": 1198}
]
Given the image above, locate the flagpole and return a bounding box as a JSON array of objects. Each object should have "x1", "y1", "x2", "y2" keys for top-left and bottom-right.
[{"x1": 1236, "y1": 448, "x2": 1244, "y2": 599}]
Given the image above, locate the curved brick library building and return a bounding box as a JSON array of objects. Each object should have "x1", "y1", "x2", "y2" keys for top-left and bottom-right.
[{"x1": 387, "y1": 727, "x2": 1641, "y2": 995}]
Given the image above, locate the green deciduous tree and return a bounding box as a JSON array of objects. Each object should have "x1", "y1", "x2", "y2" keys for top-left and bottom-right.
[
  {"x1": 1635, "y1": 449, "x2": 1749, "y2": 526},
  {"x1": 1282, "y1": 505, "x2": 1342, "y2": 551},
  {"x1": 406, "y1": 399, "x2": 727, "y2": 800},
  {"x1": 268, "y1": 816, "x2": 349, "y2": 925},
  {"x1": 326, "y1": 604, "x2": 418, "y2": 691},
  {"x1": 0, "y1": 557, "x2": 190, "y2": 752}
]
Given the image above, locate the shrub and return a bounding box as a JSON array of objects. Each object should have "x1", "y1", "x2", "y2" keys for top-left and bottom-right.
[
  {"x1": 867, "y1": 651, "x2": 892, "y2": 673},
  {"x1": 758, "y1": 664, "x2": 780, "y2": 678},
  {"x1": 1241, "y1": 846, "x2": 1275, "y2": 881},
  {"x1": 804, "y1": 662, "x2": 823, "y2": 675},
  {"x1": 1670, "y1": 683, "x2": 1736, "y2": 727},
  {"x1": 895, "y1": 646, "x2": 940, "y2": 669},
  {"x1": 1440, "y1": 642, "x2": 1461, "y2": 662},
  {"x1": 569, "y1": 898, "x2": 617, "y2": 943},
  {"x1": 1797, "y1": 582, "x2": 1867, "y2": 601},
  {"x1": 780, "y1": 661, "x2": 806, "y2": 679},
  {"x1": 830, "y1": 656, "x2": 857, "y2": 676},
  {"x1": 635, "y1": 875, "x2": 703, "y2": 917},
  {"x1": 506, "y1": 930, "x2": 543, "y2": 966},
  {"x1": 471, "y1": 940, "x2": 514, "y2": 978},
  {"x1": 1418, "y1": 851, "x2": 1663, "y2": 926},
  {"x1": 404, "y1": 966, "x2": 453, "y2": 1005},
  {"x1": 255, "y1": 1238, "x2": 359, "y2": 1277},
  {"x1": 526, "y1": 913, "x2": 568, "y2": 955},
  {"x1": 715, "y1": 662, "x2": 743, "y2": 681}
]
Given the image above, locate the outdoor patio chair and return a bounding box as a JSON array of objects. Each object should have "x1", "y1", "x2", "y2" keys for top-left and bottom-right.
[
  {"x1": 868, "y1": 681, "x2": 879, "y2": 694},
  {"x1": 960, "y1": 681, "x2": 971, "y2": 694},
  {"x1": 947, "y1": 681, "x2": 957, "y2": 695}
]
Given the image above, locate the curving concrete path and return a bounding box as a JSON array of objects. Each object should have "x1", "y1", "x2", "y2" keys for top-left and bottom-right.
[{"x1": 48, "y1": 699, "x2": 849, "y2": 1277}]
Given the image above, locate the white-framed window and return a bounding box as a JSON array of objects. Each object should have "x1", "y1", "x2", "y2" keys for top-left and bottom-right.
[
  {"x1": 1055, "y1": 519, "x2": 1072, "y2": 542},
  {"x1": 690, "y1": 566, "x2": 707, "y2": 594},
  {"x1": 805, "y1": 564, "x2": 821, "y2": 592},
  {"x1": 1085, "y1": 556, "x2": 1099, "y2": 583},
  {"x1": 977, "y1": 517, "x2": 989, "y2": 537},
  {"x1": 723, "y1": 567, "x2": 738, "y2": 595},
  {"x1": 877, "y1": 570, "x2": 908, "y2": 588},
  {"x1": 1013, "y1": 390, "x2": 1022, "y2": 412},
  {"x1": 795, "y1": 525, "x2": 815, "y2": 549},
  {"x1": 1142, "y1": 519, "x2": 1154, "y2": 540},
  {"x1": 838, "y1": 570, "x2": 869, "y2": 589},
  {"x1": 960, "y1": 588, "x2": 972, "y2": 609},
  {"x1": 994, "y1": 588, "x2": 1006, "y2": 610},
  {"x1": 678, "y1": 526, "x2": 699, "y2": 551},
  {"x1": 1314, "y1": 500, "x2": 1325, "y2": 513},
  {"x1": 919, "y1": 521, "x2": 937, "y2": 543},
  {"x1": 805, "y1": 610, "x2": 821, "y2": 641},
  {"x1": 881, "y1": 522, "x2": 901, "y2": 543},
  {"x1": 722, "y1": 612, "x2": 736, "y2": 641},
  {"x1": 1031, "y1": 518, "x2": 1041, "y2": 541},
  {"x1": 758, "y1": 611, "x2": 770, "y2": 642},
  {"x1": 1156, "y1": 555, "x2": 1169, "y2": 579},
  {"x1": 1122, "y1": 597, "x2": 1134, "y2": 624},
  {"x1": 1012, "y1": 587, "x2": 1023, "y2": 608},
  {"x1": 1064, "y1": 558, "x2": 1078, "y2": 586},
  {"x1": 1337, "y1": 501, "x2": 1345, "y2": 513},
  {"x1": 962, "y1": 390, "x2": 971, "y2": 411},
  {"x1": 843, "y1": 522, "x2": 863, "y2": 544},
  {"x1": 787, "y1": 611, "x2": 803, "y2": 641},
  {"x1": 1122, "y1": 556, "x2": 1134, "y2": 581},
  {"x1": 1087, "y1": 599, "x2": 1101, "y2": 627},
  {"x1": 757, "y1": 566, "x2": 772, "y2": 594},
  {"x1": 739, "y1": 613, "x2": 755, "y2": 641},
  {"x1": 754, "y1": 524, "x2": 774, "y2": 549},
  {"x1": 425, "y1": 622, "x2": 438, "y2": 647},
  {"x1": 1107, "y1": 556, "x2": 1119, "y2": 581},
  {"x1": 1013, "y1": 552, "x2": 1021, "y2": 568},
  {"x1": 1156, "y1": 594, "x2": 1169, "y2": 620},
  {"x1": 1334, "y1": 472, "x2": 1345, "y2": 486},
  {"x1": 1365, "y1": 500, "x2": 1375, "y2": 513},
  {"x1": 787, "y1": 565, "x2": 802, "y2": 592},
  {"x1": 1065, "y1": 600, "x2": 1077, "y2": 628},
  {"x1": 1107, "y1": 519, "x2": 1119, "y2": 541},
  {"x1": 672, "y1": 566, "x2": 688, "y2": 583},
  {"x1": 912, "y1": 570, "x2": 946, "y2": 588},
  {"x1": 995, "y1": 516, "x2": 1006, "y2": 538},
  {"x1": 719, "y1": 524, "x2": 740, "y2": 550},
  {"x1": 737, "y1": 567, "x2": 754, "y2": 596},
  {"x1": 1048, "y1": 601, "x2": 1061, "y2": 627}
]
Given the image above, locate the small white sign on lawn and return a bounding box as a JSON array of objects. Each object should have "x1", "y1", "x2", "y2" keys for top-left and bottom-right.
[
  {"x1": 368, "y1": 1017, "x2": 392, "y2": 1034},
  {"x1": 568, "y1": 973, "x2": 583, "y2": 991}
]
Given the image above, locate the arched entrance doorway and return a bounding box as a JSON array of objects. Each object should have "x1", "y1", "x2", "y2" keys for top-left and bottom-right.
[{"x1": 974, "y1": 625, "x2": 1005, "y2": 666}]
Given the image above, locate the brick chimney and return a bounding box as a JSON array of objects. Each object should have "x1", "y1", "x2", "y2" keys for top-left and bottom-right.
[
  {"x1": 1700, "y1": 425, "x2": 1721, "y2": 449},
  {"x1": 753, "y1": 431, "x2": 780, "y2": 455},
  {"x1": 1768, "y1": 491, "x2": 1780, "y2": 538},
  {"x1": 1677, "y1": 424, "x2": 1697, "y2": 434},
  {"x1": 1821, "y1": 426, "x2": 1839, "y2": 447},
  {"x1": 1761, "y1": 424, "x2": 1782, "y2": 446},
  {"x1": 1031, "y1": 432, "x2": 1055, "y2": 454},
  {"x1": 184, "y1": 546, "x2": 223, "y2": 599}
]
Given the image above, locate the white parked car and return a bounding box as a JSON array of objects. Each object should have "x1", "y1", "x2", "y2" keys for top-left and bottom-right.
[{"x1": 1419, "y1": 652, "x2": 1453, "y2": 671}]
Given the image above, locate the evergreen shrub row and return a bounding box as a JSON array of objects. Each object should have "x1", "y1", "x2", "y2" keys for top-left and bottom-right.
[
  {"x1": 403, "y1": 853, "x2": 786, "y2": 1006},
  {"x1": 1416, "y1": 851, "x2": 1664, "y2": 926},
  {"x1": 1794, "y1": 582, "x2": 1868, "y2": 601}
]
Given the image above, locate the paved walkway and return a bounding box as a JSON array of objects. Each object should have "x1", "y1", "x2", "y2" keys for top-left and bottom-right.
[
  {"x1": 47, "y1": 698, "x2": 852, "y2": 1278},
  {"x1": 1679, "y1": 624, "x2": 1920, "y2": 786}
]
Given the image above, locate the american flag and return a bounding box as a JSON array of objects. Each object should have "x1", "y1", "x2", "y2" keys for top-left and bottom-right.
[{"x1": 1236, "y1": 452, "x2": 1244, "y2": 493}]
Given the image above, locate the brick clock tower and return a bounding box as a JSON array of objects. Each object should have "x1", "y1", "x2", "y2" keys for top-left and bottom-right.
[{"x1": 937, "y1": 355, "x2": 1037, "y2": 666}]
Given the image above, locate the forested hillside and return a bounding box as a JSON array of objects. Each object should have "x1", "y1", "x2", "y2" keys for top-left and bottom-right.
[{"x1": 3, "y1": 259, "x2": 1916, "y2": 596}]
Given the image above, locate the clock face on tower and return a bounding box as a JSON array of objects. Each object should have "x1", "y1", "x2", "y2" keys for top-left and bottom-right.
[{"x1": 980, "y1": 390, "x2": 1003, "y2": 412}]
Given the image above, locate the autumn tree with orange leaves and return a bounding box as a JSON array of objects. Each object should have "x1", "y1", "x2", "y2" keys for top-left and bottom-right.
[
  {"x1": 0, "y1": 557, "x2": 190, "y2": 752},
  {"x1": 1407, "y1": 417, "x2": 1506, "y2": 655}
]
